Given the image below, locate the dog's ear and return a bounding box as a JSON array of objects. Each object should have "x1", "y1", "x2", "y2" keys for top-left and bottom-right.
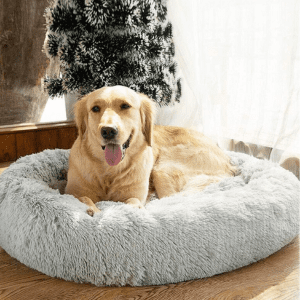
[
  {"x1": 74, "y1": 96, "x2": 88, "y2": 138},
  {"x1": 139, "y1": 93, "x2": 156, "y2": 146}
]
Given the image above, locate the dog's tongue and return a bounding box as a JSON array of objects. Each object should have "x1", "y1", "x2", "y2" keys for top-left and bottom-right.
[{"x1": 104, "y1": 144, "x2": 122, "y2": 166}]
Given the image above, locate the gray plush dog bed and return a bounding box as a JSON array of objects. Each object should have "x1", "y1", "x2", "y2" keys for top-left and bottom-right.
[{"x1": 0, "y1": 149, "x2": 298, "y2": 286}]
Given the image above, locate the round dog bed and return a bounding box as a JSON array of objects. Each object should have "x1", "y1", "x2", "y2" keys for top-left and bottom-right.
[{"x1": 0, "y1": 149, "x2": 298, "y2": 286}]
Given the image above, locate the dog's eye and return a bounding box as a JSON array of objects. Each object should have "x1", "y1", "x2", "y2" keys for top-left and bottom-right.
[
  {"x1": 91, "y1": 106, "x2": 100, "y2": 113},
  {"x1": 121, "y1": 103, "x2": 131, "y2": 110}
]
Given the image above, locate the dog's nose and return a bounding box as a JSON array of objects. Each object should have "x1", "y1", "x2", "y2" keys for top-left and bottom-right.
[{"x1": 101, "y1": 126, "x2": 118, "y2": 140}]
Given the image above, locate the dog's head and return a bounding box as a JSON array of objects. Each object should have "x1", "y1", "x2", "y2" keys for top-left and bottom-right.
[{"x1": 74, "y1": 86, "x2": 156, "y2": 166}]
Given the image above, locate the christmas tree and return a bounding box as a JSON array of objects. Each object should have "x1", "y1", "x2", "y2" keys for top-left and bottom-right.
[{"x1": 43, "y1": 0, "x2": 181, "y2": 105}]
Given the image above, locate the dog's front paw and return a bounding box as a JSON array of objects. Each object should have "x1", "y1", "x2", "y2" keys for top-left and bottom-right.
[
  {"x1": 125, "y1": 198, "x2": 144, "y2": 209},
  {"x1": 86, "y1": 207, "x2": 101, "y2": 217},
  {"x1": 87, "y1": 208, "x2": 95, "y2": 217},
  {"x1": 79, "y1": 196, "x2": 101, "y2": 217},
  {"x1": 86, "y1": 206, "x2": 101, "y2": 217}
]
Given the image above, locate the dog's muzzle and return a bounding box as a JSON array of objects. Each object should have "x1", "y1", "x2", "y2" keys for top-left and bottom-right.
[
  {"x1": 101, "y1": 126, "x2": 118, "y2": 140},
  {"x1": 101, "y1": 134, "x2": 132, "y2": 151}
]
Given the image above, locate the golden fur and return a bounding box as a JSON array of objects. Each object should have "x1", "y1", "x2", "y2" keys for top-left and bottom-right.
[{"x1": 65, "y1": 86, "x2": 236, "y2": 215}]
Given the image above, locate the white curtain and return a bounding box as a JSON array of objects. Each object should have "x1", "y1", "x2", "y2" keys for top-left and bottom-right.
[{"x1": 156, "y1": 0, "x2": 300, "y2": 167}]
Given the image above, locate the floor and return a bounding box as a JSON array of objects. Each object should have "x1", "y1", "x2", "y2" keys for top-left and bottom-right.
[{"x1": 0, "y1": 162, "x2": 299, "y2": 300}]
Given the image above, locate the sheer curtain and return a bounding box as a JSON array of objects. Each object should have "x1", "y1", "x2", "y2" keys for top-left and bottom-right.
[{"x1": 156, "y1": 0, "x2": 299, "y2": 176}]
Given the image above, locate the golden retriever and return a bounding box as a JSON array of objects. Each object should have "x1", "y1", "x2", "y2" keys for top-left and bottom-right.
[{"x1": 65, "y1": 86, "x2": 236, "y2": 216}]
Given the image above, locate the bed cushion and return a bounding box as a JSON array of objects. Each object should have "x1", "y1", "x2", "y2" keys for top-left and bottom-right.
[{"x1": 0, "y1": 149, "x2": 298, "y2": 286}]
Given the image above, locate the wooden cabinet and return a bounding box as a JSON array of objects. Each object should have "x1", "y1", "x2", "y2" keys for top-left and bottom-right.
[{"x1": 0, "y1": 122, "x2": 77, "y2": 162}]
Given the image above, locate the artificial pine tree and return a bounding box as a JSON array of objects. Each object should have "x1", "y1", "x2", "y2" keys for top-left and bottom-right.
[{"x1": 43, "y1": 0, "x2": 181, "y2": 105}]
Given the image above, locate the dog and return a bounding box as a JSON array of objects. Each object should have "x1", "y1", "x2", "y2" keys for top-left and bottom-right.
[{"x1": 65, "y1": 86, "x2": 236, "y2": 216}]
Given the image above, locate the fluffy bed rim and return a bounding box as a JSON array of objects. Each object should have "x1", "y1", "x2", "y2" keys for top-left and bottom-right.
[{"x1": 0, "y1": 149, "x2": 298, "y2": 286}]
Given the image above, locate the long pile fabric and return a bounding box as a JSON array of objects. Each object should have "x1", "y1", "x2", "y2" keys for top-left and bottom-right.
[{"x1": 0, "y1": 149, "x2": 298, "y2": 286}]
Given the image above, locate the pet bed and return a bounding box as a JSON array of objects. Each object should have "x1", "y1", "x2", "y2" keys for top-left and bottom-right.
[{"x1": 0, "y1": 149, "x2": 298, "y2": 286}]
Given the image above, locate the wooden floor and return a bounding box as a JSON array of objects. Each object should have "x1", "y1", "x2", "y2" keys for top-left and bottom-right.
[{"x1": 0, "y1": 163, "x2": 299, "y2": 300}]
